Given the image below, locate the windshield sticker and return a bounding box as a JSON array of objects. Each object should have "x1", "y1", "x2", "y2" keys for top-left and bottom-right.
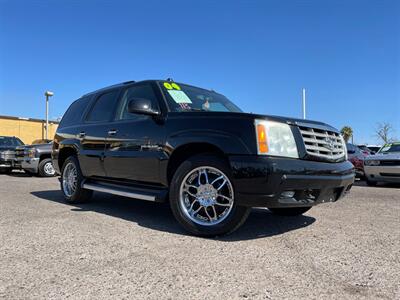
[
  {"x1": 163, "y1": 82, "x2": 173, "y2": 90},
  {"x1": 167, "y1": 90, "x2": 192, "y2": 104},
  {"x1": 171, "y1": 83, "x2": 181, "y2": 90}
]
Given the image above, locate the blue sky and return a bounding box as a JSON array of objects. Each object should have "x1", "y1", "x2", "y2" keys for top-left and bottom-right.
[{"x1": 0, "y1": 0, "x2": 399, "y2": 144}]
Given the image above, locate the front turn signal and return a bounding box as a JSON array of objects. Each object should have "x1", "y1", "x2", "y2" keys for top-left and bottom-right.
[{"x1": 256, "y1": 123, "x2": 268, "y2": 154}]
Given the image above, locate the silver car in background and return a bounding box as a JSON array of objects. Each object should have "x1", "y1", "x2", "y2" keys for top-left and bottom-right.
[{"x1": 364, "y1": 142, "x2": 400, "y2": 186}]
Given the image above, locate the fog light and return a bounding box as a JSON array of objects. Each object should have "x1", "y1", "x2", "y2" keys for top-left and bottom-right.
[{"x1": 281, "y1": 191, "x2": 295, "y2": 198}]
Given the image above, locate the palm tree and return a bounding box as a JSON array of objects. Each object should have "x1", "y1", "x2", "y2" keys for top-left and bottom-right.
[{"x1": 340, "y1": 126, "x2": 353, "y2": 143}]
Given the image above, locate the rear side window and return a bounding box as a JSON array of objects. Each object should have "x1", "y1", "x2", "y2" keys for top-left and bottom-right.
[
  {"x1": 59, "y1": 96, "x2": 91, "y2": 128},
  {"x1": 86, "y1": 90, "x2": 120, "y2": 122}
]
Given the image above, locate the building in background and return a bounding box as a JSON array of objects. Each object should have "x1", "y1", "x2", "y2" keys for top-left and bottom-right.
[{"x1": 0, "y1": 115, "x2": 59, "y2": 144}]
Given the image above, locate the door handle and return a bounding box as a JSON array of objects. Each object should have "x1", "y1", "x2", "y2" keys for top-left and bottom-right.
[
  {"x1": 78, "y1": 131, "x2": 86, "y2": 138},
  {"x1": 108, "y1": 129, "x2": 118, "y2": 136}
]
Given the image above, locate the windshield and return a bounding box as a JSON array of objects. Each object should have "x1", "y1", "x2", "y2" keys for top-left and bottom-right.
[
  {"x1": 159, "y1": 81, "x2": 242, "y2": 113},
  {"x1": 0, "y1": 136, "x2": 23, "y2": 147},
  {"x1": 378, "y1": 143, "x2": 400, "y2": 154}
]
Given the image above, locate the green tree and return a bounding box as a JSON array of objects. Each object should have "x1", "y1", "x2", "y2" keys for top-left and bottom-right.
[{"x1": 340, "y1": 126, "x2": 353, "y2": 143}]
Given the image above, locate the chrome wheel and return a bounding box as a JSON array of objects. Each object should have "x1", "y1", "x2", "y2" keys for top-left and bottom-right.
[
  {"x1": 62, "y1": 162, "x2": 77, "y2": 197},
  {"x1": 179, "y1": 166, "x2": 234, "y2": 226},
  {"x1": 44, "y1": 161, "x2": 55, "y2": 176}
]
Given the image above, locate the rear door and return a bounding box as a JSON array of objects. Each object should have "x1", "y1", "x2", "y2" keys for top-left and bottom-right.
[
  {"x1": 103, "y1": 83, "x2": 166, "y2": 184},
  {"x1": 78, "y1": 89, "x2": 121, "y2": 178}
]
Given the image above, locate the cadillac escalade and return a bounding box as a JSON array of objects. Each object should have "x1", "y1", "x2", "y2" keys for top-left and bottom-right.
[{"x1": 52, "y1": 80, "x2": 355, "y2": 236}]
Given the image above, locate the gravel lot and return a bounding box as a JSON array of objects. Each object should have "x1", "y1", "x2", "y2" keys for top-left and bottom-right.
[{"x1": 0, "y1": 172, "x2": 399, "y2": 299}]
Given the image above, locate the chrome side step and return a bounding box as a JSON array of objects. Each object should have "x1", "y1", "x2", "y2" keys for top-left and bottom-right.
[{"x1": 83, "y1": 182, "x2": 156, "y2": 202}]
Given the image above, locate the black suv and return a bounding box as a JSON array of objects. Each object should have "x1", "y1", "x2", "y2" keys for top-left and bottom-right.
[{"x1": 52, "y1": 80, "x2": 354, "y2": 236}]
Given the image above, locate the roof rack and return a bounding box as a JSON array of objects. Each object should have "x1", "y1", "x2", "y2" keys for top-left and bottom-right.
[{"x1": 122, "y1": 80, "x2": 135, "y2": 84}]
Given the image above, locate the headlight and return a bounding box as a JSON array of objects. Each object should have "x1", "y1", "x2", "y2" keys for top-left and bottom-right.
[
  {"x1": 364, "y1": 160, "x2": 380, "y2": 166},
  {"x1": 255, "y1": 119, "x2": 299, "y2": 158},
  {"x1": 27, "y1": 148, "x2": 36, "y2": 158}
]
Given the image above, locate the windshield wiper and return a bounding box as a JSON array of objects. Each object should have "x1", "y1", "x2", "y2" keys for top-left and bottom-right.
[{"x1": 185, "y1": 108, "x2": 208, "y2": 112}]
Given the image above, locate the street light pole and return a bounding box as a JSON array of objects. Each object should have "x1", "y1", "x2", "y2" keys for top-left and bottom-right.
[
  {"x1": 302, "y1": 88, "x2": 306, "y2": 119},
  {"x1": 44, "y1": 91, "x2": 54, "y2": 140}
]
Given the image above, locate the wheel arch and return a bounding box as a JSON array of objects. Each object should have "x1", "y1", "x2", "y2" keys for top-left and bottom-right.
[
  {"x1": 58, "y1": 146, "x2": 78, "y2": 171},
  {"x1": 39, "y1": 153, "x2": 52, "y2": 162},
  {"x1": 165, "y1": 142, "x2": 229, "y2": 185}
]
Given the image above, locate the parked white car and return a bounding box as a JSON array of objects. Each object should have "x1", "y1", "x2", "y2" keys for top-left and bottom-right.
[{"x1": 364, "y1": 142, "x2": 400, "y2": 186}]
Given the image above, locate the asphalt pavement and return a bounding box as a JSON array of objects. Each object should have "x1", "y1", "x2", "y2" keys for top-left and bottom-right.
[{"x1": 0, "y1": 172, "x2": 399, "y2": 299}]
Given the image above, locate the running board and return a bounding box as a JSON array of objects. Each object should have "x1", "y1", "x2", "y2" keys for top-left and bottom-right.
[{"x1": 82, "y1": 181, "x2": 167, "y2": 202}]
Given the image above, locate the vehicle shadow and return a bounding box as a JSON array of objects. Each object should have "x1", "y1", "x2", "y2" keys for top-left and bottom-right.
[
  {"x1": 30, "y1": 190, "x2": 316, "y2": 241},
  {"x1": 354, "y1": 180, "x2": 400, "y2": 188}
]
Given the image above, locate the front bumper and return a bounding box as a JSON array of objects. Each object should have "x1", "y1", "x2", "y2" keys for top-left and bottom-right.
[
  {"x1": 364, "y1": 165, "x2": 400, "y2": 183},
  {"x1": 0, "y1": 159, "x2": 13, "y2": 168},
  {"x1": 21, "y1": 157, "x2": 40, "y2": 173},
  {"x1": 229, "y1": 155, "x2": 355, "y2": 208}
]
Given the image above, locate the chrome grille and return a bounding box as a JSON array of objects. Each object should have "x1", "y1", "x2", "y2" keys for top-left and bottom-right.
[
  {"x1": 0, "y1": 150, "x2": 16, "y2": 160},
  {"x1": 379, "y1": 160, "x2": 400, "y2": 166},
  {"x1": 299, "y1": 126, "x2": 345, "y2": 160}
]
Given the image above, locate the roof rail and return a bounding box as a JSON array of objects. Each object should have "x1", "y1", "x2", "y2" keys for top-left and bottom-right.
[{"x1": 123, "y1": 80, "x2": 135, "y2": 84}]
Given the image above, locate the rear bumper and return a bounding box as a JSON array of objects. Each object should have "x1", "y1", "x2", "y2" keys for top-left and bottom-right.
[
  {"x1": 229, "y1": 155, "x2": 355, "y2": 208},
  {"x1": 365, "y1": 165, "x2": 400, "y2": 183}
]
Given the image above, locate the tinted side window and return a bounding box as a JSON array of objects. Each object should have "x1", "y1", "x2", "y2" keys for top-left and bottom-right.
[
  {"x1": 115, "y1": 84, "x2": 159, "y2": 120},
  {"x1": 86, "y1": 90, "x2": 120, "y2": 122},
  {"x1": 59, "y1": 96, "x2": 91, "y2": 127},
  {"x1": 14, "y1": 137, "x2": 24, "y2": 146}
]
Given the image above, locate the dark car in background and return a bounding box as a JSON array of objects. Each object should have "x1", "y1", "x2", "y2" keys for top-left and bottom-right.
[
  {"x1": 52, "y1": 79, "x2": 354, "y2": 236},
  {"x1": 15, "y1": 139, "x2": 55, "y2": 177},
  {"x1": 347, "y1": 143, "x2": 368, "y2": 178},
  {"x1": 0, "y1": 136, "x2": 24, "y2": 173}
]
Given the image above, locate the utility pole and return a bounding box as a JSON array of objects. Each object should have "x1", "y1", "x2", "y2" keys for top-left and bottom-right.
[
  {"x1": 302, "y1": 88, "x2": 306, "y2": 119},
  {"x1": 44, "y1": 91, "x2": 54, "y2": 140}
]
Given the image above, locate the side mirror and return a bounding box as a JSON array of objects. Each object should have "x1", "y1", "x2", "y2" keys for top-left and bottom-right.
[{"x1": 127, "y1": 98, "x2": 160, "y2": 116}]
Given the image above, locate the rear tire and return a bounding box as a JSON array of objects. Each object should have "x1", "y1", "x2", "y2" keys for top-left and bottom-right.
[
  {"x1": 61, "y1": 156, "x2": 92, "y2": 203},
  {"x1": 268, "y1": 206, "x2": 312, "y2": 216},
  {"x1": 38, "y1": 158, "x2": 56, "y2": 177},
  {"x1": 169, "y1": 154, "x2": 251, "y2": 237}
]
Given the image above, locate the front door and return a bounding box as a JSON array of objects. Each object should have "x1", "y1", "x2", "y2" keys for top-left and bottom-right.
[{"x1": 103, "y1": 83, "x2": 165, "y2": 184}]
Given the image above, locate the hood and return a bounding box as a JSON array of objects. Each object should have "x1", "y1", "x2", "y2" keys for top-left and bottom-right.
[
  {"x1": 366, "y1": 153, "x2": 400, "y2": 160},
  {"x1": 0, "y1": 145, "x2": 18, "y2": 151},
  {"x1": 169, "y1": 111, "x2": 339, "y2": 132},
  {"x1": 19, "y1": 143, "x2": 52, "y2": 150}
]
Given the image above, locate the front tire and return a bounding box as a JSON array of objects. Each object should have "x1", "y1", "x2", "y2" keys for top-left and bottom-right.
[
  {"x1": 38, "y1": 158, "x2": 56, "y2": 177},
  {"x1": 268, "y1": 207, "x2": 312, "y2": 216},
  {"x1": 61, "y1": 156, "x2": 92, "y2": 203},
  {"x1": 169, "y1": 154, "x2": 250, "y2": 237}
]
